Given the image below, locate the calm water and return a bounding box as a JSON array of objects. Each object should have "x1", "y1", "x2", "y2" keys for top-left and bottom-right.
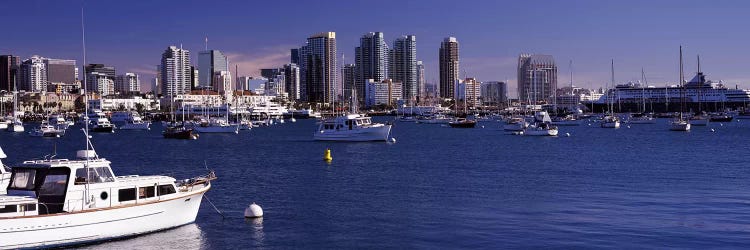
[{"x1": 2, "y1": 118, "x2": 750, "y2": 248}]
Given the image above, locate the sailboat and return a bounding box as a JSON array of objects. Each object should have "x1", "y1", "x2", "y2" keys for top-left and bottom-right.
[
  {"x1": 448, "y1": 79, "x2": 477, "y2": 128},
  {"x1": 688, "y1": 55, "x2": 709, "y2": 126},
  {"x1": 0, "y1": 11, "x2": 215, "y2": 248},
  {"x1": 627, "y1": 69, "x2": 656, "y2": 124},
  {"x1": 551, "y1": 60, "x2": 582, "y2": 126},
  {"x1": 163, "y1": 96, "x2": 198, "y2": 139},
  {"x1": 7, "y1": 75, "x2": 24, "y2": 132},
  {"x1": 670, "y1": 46, "x2": 691, "y2": 131},
  {"x1": 601, "y1": 60, "x2": 621, "y2": 128}
]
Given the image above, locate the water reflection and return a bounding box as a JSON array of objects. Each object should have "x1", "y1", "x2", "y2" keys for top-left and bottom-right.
[
  {"x1": 76, "y1": 223, "x2": 208, "y2": 249},
  {"x1": 245, "y1": 217, "x2": 265, "y2": 245}
]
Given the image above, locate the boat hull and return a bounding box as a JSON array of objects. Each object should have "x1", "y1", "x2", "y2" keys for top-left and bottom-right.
[
  {"x1": 7, "y1": 124, "x2": 24, "y2": 132},
  {"x1": 314, "y1": 125, "x2": 392, "y2": 141},
  {"x1": 1, "y1": 186, "x2": 208, "y2": 249},
  {"x1": 600, "y1": 121, "x2": 620, "y2": 128},
  {"x1": 90, "y1": 126, "x2": 114, "y2": 133},
  {"x1": 448, "y1": 121, "x2": 477, "y2": 128},
  {"x1": 670, "y1": 122, "x2": 691, "y2": 131}
]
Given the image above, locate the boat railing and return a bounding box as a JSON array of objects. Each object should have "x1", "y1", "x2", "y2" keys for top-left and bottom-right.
[{"x1": 177, "y1": 170, "x2": 216, "y2": 192}]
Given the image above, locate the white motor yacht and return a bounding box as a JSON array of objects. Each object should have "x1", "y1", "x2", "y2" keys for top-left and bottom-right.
[
  {"x1": 314, "y1": 114, "x2": 392, "y2": 141},
  {"x1": 192, "y1": 118, "x2": 239, "y2": 134},
  {"x1": 503, "y1": 117, "x2": 529, "y2": 131},
  {"x1": 29, "y1": 122, "x2": 66, "y2": 137},
  {"x1": 670, "y1": 119, "x2": 691, "y2": 131},
  {"x1": 48, "y1": 114, "x2": 71, "y2": 130},
  {"x1": 119, "y1": 114, "x2": 151, "y2": 130},
  {"x1": 0, "y1": 148, "x2": 215, "y2": 248},
  {"x1": 600, "y1": 115, "x2": 621, "y2": 128}
]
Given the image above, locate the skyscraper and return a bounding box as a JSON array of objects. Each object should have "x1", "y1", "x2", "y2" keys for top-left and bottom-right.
[
  {"x1": 390, "y1": 35, "x2": 418, "y2": 102},
  {"x1": 198, "y1": 50, "x2": 228, "y2": 89},
  {"x1": 20, "y1": 56, "x2": 47, "y2": 92},
  {"x1": 45, "y1": 58, "x2": 76, "y2": 85},
  {"x1": 0, "y1": 55, "x2": 20, "y2": 92},
  {"x1": 417, "y1": 61, "x2": 425, "y2": 101},
  {"x1": 299, "y1": 32, "x2": 337, "y2": 104},
  {"x1": 290, "y1": 48, "x2": 300, "y2": 65},
  {"x1": 355, "y1": 32, "x2": 388, "y2": 104},
  {"x1": 481, "y1": 81, "x2": 508, "y2": 106},
  {"x1": 283, "y1": 64, "x2": 300, "y2": 101},
  {"x1": 160, "y1": 46, "x2": 191, "y2": 97},
  {"x1": 115, "y1": 73, "x2": 140, "y2": 94},
  {"x1": 439, "y1": 37, "x2": 459, "y2": 99},
  {"x1": 342, "y1": 63, "x2": 356, "y2": 100},
  {"x1": 85, "y1": 64, "x2": 116, "y2": 94},
  {"x1": 517, "y1": 54, "x2": 557, "y2": 104}
]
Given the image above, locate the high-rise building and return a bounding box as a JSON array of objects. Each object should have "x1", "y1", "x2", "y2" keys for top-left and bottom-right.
[
  {"x1": 517, "y1": 54, "x2": 557, "y2": 104},
  {"x1": 299, "y1": 32, "x2": 337, "y2": 104},
  {"x1": 213, "y1": 71, "x2": 233, "y2": 100},
  {"x1": 45, "y1": 58, "x2": 76, "y2": 85},
  {"x1": 417, "y1": 61, "x2": 425, "y2": 101},
  {"x1": 390, "y1": 35, "x2": 418, "y2": 102},
  {"x1": 342, "y1": 64, "x2": 356, "y2": 101},
  {"x1": 115, "y1": 73, "x2": 140, "y2": 95},
  {"x1": 89, "y1": 72, "x2": 115, "y2": 96},
  {"x1": 261, "y1": 68, "x2": 286, "y2": 97},
  {"x1": 85, "y1": 64, "x2": 116, "y2": 94},
  {"x1": 355, "y1": 32, "x2": 389, "y2": 104},
  {"x1": 481, "y1": 81, "x2": 507, "y2": 106},
  {"x1": 20, "y1": 56, "x2": 47, "y2": 92},
  {"x1": 283, "y1": 64, "x2": 300, "y2": 101},
  {"x1": 160, "y1": 46, "x2": 191, "y2": 97},
  {"x1": 457, "y1": 78, "x2": 481, "y2": 107},
  {"x1": 365, "y1": 79, "x2": 402, "y2": 108},
  {"x1": 290, "y1": 48, "x2": 300, "y2": 65},
  {"x1": 0, "y1": 55, "x2": 21, "y2": 92},
  {"x1": 439, "y1": 37, "x2": 460, "y2": 99},
  {"x1": 190, "y1": 66, "x2": 198, "y2": 90},
  {"x1": 198, "y1": 50, "x2": 228, "y2": 89}
]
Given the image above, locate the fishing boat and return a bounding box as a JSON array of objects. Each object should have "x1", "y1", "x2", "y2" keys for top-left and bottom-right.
[
  {"x1": 314, "y1": 113, "x2": 392, "y2": 141},
  {"x1": 29, "y1": 122, "x2": 66, "y2": 137},
  {"x1": 670, "y1": 46, "x2": 691, "y2": 132}
]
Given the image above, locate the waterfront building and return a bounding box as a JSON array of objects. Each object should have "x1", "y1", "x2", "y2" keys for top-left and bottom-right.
[
  {"x1": 355, "y1": 32, "x2": 389, "y2": 104},
  {"x1": 517, "y1": 54, "x2": 557, "y2": 104},
  {"x1": 457, "y1": 78, "x2": 481, "y2": 108},
  {"x1": 365, "y1": 78, "x2": 402, "y2": 108},
  {"x1": 298, "y1": 32, "x2": 337, "y2": 104},
  {"x1": 283, "y1": 63, "x2": 300, "y2": 101},
  {"x1": 390, "y1": 35, "x2": 418, "y2": 102},
  {"x1": 439, "y1": 37, "x2": 460, "y2": 99},
  {"x1": 198, "y1": 50, "x2": 228, "y2": 89},
  {"x1": 212, "y1": 71, "x2": 233, "y2": 102},
  {"x1": 0, "y1": 55, "x2": 21, "y2": 92},
  {"x1": 88, "y1": 96, "x2": 160, "y2": 111},
  {"x1": 481, "y1": 81, "x2": 508, "y2": 106},
  {"x1": 115, "y1": 73, "x2": 140, "y2": 95},
  {"x1": 261, "y1": 68, "x2": 286, "y2": 98},
  {"x1": 160, "y1": 46, "x2": 191, "y2": 97}
]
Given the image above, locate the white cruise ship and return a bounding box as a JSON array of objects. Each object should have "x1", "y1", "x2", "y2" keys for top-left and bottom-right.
[{"x1": 594, "y1": 72, "x2": 750, "y2": 107}]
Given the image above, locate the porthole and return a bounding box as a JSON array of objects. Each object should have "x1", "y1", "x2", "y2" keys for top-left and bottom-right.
[{"x1": 101, "y1": 191, "x2": 108, "y2": 200}]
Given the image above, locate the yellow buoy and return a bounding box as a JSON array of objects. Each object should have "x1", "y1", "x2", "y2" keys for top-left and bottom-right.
[{"x1": 324, "y1": 149, "x2": 332, "y2": 162}]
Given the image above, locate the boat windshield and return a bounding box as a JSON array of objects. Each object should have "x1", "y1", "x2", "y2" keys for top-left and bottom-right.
[
  {"x1": 9, "y1": 168, "x2": 37, "y2": 190},
  {"x1": 75, "y1": 166, "x2": 115, "y2": 184}
]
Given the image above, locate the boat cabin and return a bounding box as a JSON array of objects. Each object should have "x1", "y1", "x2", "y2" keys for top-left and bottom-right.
[
  {"x1": 318, "y1": 114, "x2": 375, "y2": 131},
  {"x1": 0, "y1": 151, "x2": 181, "y2": 218}
]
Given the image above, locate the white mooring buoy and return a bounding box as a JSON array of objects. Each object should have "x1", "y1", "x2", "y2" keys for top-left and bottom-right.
[{"x1": 244, "y1": 202, "x2": 263, "y2": 218}]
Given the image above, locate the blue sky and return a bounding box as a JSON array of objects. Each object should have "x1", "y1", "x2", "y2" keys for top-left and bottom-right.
[{"x1": 3, "y1": 0, "x2": 750, "y2": 97}]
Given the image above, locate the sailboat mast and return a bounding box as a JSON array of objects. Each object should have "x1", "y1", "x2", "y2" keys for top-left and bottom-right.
[
  {"x1": 679, "y1": 46, "x2": 684, "y2": 119},
  {"x1": 610, "y1": 59, "x2": 614, "y2": 114}
]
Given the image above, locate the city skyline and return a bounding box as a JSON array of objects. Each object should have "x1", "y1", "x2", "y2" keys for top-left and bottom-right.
[{"x1": 3, "y1": 1, "x2": 750, "y2": 98}]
